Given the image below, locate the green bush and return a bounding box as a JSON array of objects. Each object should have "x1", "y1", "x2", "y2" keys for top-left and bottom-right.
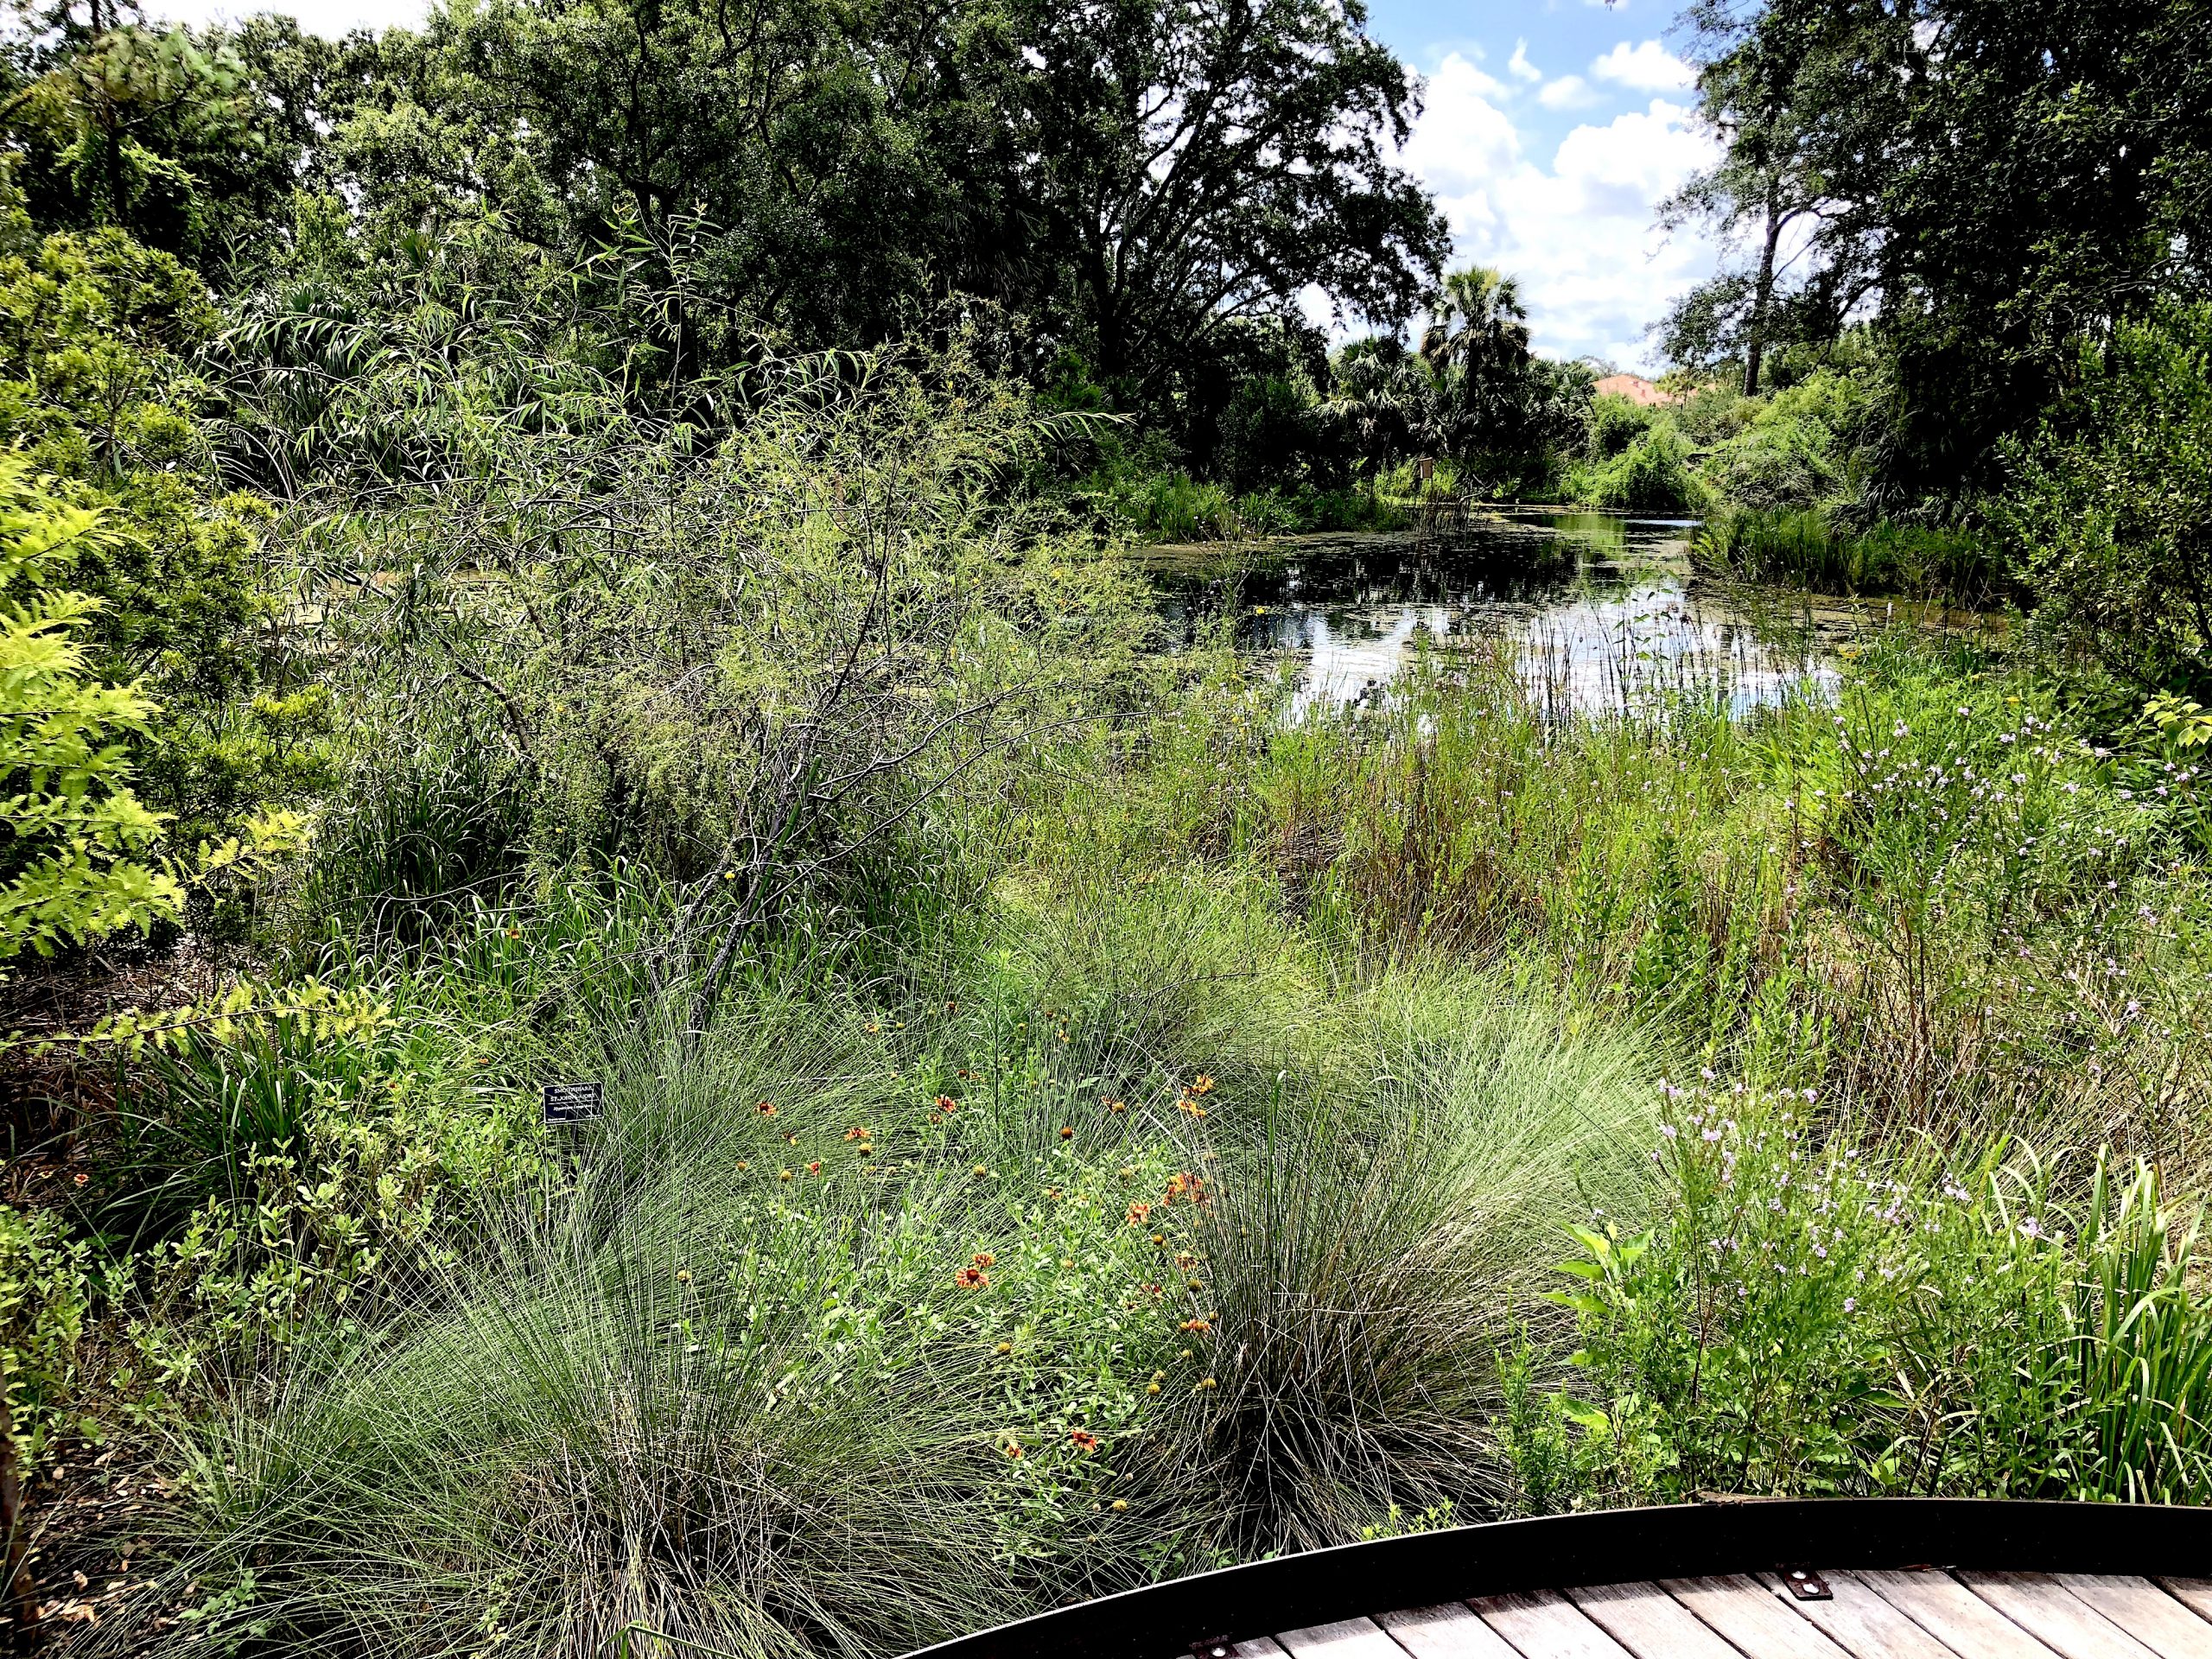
[
  {"x1": 1529, "y1": 1086, "x2": 2212, "y2": 1506},
  {"x1": 2000, "y1": 301, "x2": 2212, "y2": 696},
  {"x1": 1567, "y1": 425, "x2": 1707, "y2": 513},
  {"x1": 0, "y1": 1206, "x2": 92, "y2": 1478}
]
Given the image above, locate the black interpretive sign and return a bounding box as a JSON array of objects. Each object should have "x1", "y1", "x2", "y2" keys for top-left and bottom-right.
[{"x1": 543, "y1": 1081, "x2": 605, "y2": 1124}]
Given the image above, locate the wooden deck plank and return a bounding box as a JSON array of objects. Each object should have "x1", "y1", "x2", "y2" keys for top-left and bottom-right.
[
  {"x1": 1960, "y1": 1573, "x2": 2162, "y2": 1659},
  {"x1": 1748, "y1": 1570, "x2": 1965, "y2": 1659},
  {"x1": 2159, "y1": 1586, "x2": 2212, "y2": 1627},
  {"x1": 2055, "y1": 1576, "x2": 2212, "y2": 1659},
  {"x1": 1563, "y1": 1581, "x2": 1740, "y2": 1659},
  {"x1": 1376, "y1": 1603, "x2": 1527, "y2": 1659},
  {"x1": 1661, "y1": 1574, "x2": 1856, "y2": 1659},
  {"x1": 1853, "y1": 1567, "x2": 2066, "y2": 1659},
  {"x1": 1471, "y1": 1590, "x2": 1638, "y2": 1659},
  {"x1": 1279, "y1": 1619, "x2": 1412, "y2": 1659},
  {"x1": 1231, "y1": 1641, "x2": 1295, "y2": 1659}
]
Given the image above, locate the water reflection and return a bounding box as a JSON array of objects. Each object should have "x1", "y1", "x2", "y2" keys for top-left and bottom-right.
[{"x1": 1152, "y1": 507, "x2": 1843, "y2": 718}]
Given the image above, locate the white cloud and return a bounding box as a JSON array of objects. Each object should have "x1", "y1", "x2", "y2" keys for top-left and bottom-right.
[
  {"x1": 1507, "y1": 40, "x2": 1542, "y2": 83},
  {"x1": 1401, "y1": 64, "x2": 1721, "y2": 369},
  {"x1": 1537, "y1": 74, "x2": 1599, "y2": 110},
  {"x1": 1590, "y1": 40, "x2": 1695, "y2": 92}
]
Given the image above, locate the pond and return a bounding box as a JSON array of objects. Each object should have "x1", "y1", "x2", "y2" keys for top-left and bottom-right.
[{"x1": 1147, "y1": 507, "x2": 1865, "y2": 719}]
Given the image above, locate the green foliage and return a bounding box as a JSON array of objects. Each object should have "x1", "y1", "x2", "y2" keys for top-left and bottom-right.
[
  {"x1": 1694, "y1": 508, "x2": 2006, "y2": 603},
  {"x1": 0, "y1": 458, "x2": 180, "y2": 968},
  {"x1": 2000, "y1": 302, "x2": 2212, "y2": 696},
  {"x1": 1565, "y1": 424, "x2": 1707, "y2": 513},
  {"x1": 1540, "y1": 1088, "x2": 2212, "y2": 1504},
  {"x1": 0, "y1": 226, "x2": 322, "y2": 846},
  {"x1": 0, "y1": 1204, "x2": 92, "y2": 1478}
]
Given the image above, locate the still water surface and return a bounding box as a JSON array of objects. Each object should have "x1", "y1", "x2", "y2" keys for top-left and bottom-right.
[{"x1": 1151, "y1": 508, "x2": 1854, "y2": 718}]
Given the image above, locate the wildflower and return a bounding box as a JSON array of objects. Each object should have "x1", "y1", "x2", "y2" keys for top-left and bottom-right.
[
  {"x1": 676, "y1": 1269, "x2": 692, "y2": 1284},
  {"x1": 976, "y1": 1165, "x2": 991, "y2": 1177},
  {"x1": 995, "y1": 1342, "x2": 1013, "y2": 1355},
  {"x1": 1185, "y1": 1075, "x2": 1216, "y2": 1098},
  {"x1": 737, "y1": 1161, "x2": 750, "y2": 1171},
  {"x1": 1003, "y1": 1441, "x2": 1025, "y2": 1460},
  {"x1": 936, "y1": 1095, "x2": 957, "y2": 1114},
  {"x1": 756, "y1": 1101, "x2": 778, "y2": 1116},
  {"x1": 1112, "y1": 1498, "x2": 1129, "y2": 1511},
  {"x1": 957, "y1": 1267, "x2": 988, "y2": 1288},
  {"x1": 844, "y1": 1127, "x2": 868, "y2": 1141},
  {"x1": 1197, "y1": 1376, "x2": 1217, "y2": 1389},
  {"x1": 1145, "y1": 1382, "x2": 1160, "y2": 1395},
  {"x1": 865, "y1": 1020, "x2": 881, "y2": 1034},
  {"x1": 973, "y1": 1252, "x2": 996, "y2": 1268},
  {"x1": 779, "y1": 1169, "x2": 792, "y2": 1181},
  {"x1": 72, "y1": 1172, "x2": 88, "y2": 1187},
  {"x1": 1070, "y1": 1429, "x2": 1099, "y2": 1452},
  {"x1": 806, "y1": 1161, "x2": 822, "y2": 1175},
  {"x1": 1127, "y1": 1202, "x2": 1153, "y2": 1225},
  {"x1": 1180, "y1": 1318, "x2": 1211, "y2": 1333},
  {"x1": 1060, "y1": 1126, "x2": 1075, "y2": 1140},
  {"x1": 1843, "y1": 1297, "x2": 1857, "y2": 1313},
  {"x1": 1104, "y1": 1098, "x2": 1126, "y2": 1114}
]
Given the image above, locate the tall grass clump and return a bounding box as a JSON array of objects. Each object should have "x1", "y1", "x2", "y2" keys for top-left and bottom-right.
[
  {"x1": 1694, "y1": 508, "x2": 2009, "y2": 604},
  {"x1": 1169, "y1": 979, "x2": 1656, "y2": 1550}
]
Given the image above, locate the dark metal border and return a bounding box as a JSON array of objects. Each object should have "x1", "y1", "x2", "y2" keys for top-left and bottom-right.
[{"x1": 908, "y1": 1500, "x2": 2212, "y2": 1659}]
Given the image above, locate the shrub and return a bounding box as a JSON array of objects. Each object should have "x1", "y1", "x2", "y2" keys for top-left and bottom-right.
[
  {"x1": 1999, "y1": 301, "x2": 2212, "y2": 696},
  {"x1": 1534, "y1": 1085, "x2": 2212, "y2": 1506},
  {"x1": 0, "y1": 459, "x2": 181, "y2": 969},
  {"x1": 0, "y1": 1206, "x2": 92, "y2": 1478}
]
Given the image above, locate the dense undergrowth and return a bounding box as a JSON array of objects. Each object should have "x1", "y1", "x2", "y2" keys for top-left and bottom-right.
[{"x1": 17, "y1": 590, "x2": 2206, "y2": 1655}]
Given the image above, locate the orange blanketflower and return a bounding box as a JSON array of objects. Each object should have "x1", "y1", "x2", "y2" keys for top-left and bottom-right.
[
  {"x1": 1059, "y1": 1126, "x2": 1075, "y2": 1140},
  {"x1": 1126, "y1": 1202, "x2": 1153, "y2": 1226},
  {"x1": 935, "y1": 1095, "x2": 958, "y2": 1114},
  {"x1": 956, "y1": 1267, "x2": 988, "y2": 1288},
  {"x1": 806, "y1": 1160, "x2": 822, "y2": 1175},
  {"x1": 1185, "y1": 1074, "x2": 1216, "y2": 1098},
  {"x1": 756, "y1": 1101, "x2": 777, "y2": 1116},
  {"x1": 1179, "y1": 1318, "x2": 1212, "y2": 1333},
  {"x1": 972, "y1": 1252, "x2": 996, "y2": 1268},
  {"x1": 1004, "y1": 1442, "x2": 1025, "y2": 1460},
  {"x1": 1103, "y1": 1098, "x2": 1126, "y2": 1114},
  {"x1": 844, "y1": 1127, "x2": 868, "y2": 1141},
  {"x1": 1070, "y1": 1429, "x2": 1099, "y2": 1452}
]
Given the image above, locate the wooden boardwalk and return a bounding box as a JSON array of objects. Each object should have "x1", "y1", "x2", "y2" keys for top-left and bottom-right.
[{"x1": 1252, "y1": 1572, "x2": 2212, "y2": 1659}]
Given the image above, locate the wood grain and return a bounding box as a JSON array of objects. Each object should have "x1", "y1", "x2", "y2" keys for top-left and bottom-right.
[
  {"x1": 1662, "y1": 1574, "x2": 1856, "y2": 1659},
  {"x1": 2055, "y1": 1575, "x2": 2212, "y2": 1659},
  {"x1": 1471, "y1": 1589, "x2": 1638, "y2": 1659},
  {"x1": 1376, "y1": 1603, "x2": 1527, "y2": 1659}
]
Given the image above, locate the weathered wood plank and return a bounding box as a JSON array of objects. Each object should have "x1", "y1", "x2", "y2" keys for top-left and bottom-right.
[
  {"x1": 1471, "y1": 1589, "x2": 1637, "y2": 1659},
  {"x1": 1748, "y1": 1570, "x2": 1963, "y2": 1659},
  {"x1": 1231, "y1": 1639, "x2": 1295, "y2": 1659},
  {"x1": 1563, "y1": 1581, "x2": 1738, "y2": 1659},
  {"x1": 1854, "y1": 1567, "x2": 2065, "y2": 1659},
  {"x1": 1376, "y1": 1603, "x2": 1526, "y2": 1659},
  {"x1": 1279, "y1": 1619, "x2": 1412, "y2": 1659},
  {"x1": 2159, "y1": 1586, "x2": 2212, "y2": 1628},
  {"x1": 1959, "y1": 1573, "x2": 2161, "y2": 1659},
  {"x1": 2055, "y1": 1576, "x2": 2212, "y2": 1659},
  {"x1": 1661, "y1": 1574, "x2": 1855, "y2": 1659}
]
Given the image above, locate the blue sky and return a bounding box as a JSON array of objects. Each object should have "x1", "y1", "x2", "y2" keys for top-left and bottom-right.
[
  {"x1": 145, "y1": 0, "x2": 1720, "y2": 370},
  {"x1": 1365, "y1": 0, "x2": 1719, "y2": 368}
]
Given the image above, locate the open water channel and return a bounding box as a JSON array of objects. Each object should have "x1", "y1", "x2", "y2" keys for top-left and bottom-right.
[{"x1": 1147, "y1": 507, "x2": 1871, "y2": 719}]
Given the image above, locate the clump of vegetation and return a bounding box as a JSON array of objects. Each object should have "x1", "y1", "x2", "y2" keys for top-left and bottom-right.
[{"x1": 5, "y1": 0, "x2": 2212, "y2": 1644}]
